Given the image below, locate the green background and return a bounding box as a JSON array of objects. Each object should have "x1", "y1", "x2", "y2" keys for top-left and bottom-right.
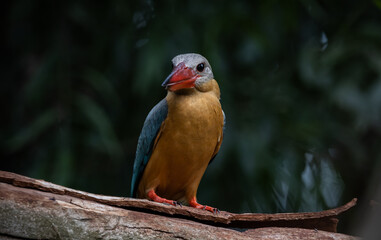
[{"x1": 2, "y1": 0, "x2": 381, "y2": 236}]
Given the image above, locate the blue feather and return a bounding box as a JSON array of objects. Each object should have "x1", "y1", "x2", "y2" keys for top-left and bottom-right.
[{"x1": 130, "y1": 99, "x2": 168, "y2": 197}]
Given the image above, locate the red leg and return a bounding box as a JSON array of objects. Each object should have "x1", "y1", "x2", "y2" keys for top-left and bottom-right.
[
  {"x1": 189, "y1": 197, "x2": 219, "y2": 213},
  {"x1": 147, "y1": 189, "x2": 180, "y2": 206}
]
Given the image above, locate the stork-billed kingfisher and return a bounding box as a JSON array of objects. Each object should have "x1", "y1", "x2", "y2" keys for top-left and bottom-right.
[{"x1": 130, "y1": 53, "x2": 225, "y2": 212}]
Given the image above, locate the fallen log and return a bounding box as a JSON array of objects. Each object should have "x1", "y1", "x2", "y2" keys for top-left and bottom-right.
[{"x1": 0, "y1": 171, "x2": 358, "y2": 239}]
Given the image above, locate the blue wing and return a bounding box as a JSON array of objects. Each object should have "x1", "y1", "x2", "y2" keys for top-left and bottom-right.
[{"x1": 130, "y1": 99, "x2": 168, "y2": 197}]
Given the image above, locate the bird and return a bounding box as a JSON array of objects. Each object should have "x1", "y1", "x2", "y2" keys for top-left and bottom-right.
[{"x1": 130, "y1": 53, "x2": 225, "y2": 213}]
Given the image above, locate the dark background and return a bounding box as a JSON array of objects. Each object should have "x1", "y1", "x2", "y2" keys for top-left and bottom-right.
[{"x1": 2, "y1": 0, "x2": 381, "y2": 236}]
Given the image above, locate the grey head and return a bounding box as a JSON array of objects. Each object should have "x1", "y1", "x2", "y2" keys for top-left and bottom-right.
[
  {"x1": 171, "y1": 53, "x2": 214, "y2": 86},
  {"x1": 161, "y1": 53, "x2": 215, "y2": 92}
]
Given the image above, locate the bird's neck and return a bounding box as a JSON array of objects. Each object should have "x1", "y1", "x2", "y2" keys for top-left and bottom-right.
[{"x1": 195, "y1": 79, "x2": 220, "y2": 98}]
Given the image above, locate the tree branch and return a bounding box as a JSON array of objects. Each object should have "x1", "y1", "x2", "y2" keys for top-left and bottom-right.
[{"x1": 0, "y1": 171, "x2": 358, "y2": 239}]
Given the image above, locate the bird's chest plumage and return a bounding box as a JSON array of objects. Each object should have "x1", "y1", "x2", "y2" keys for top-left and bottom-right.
[
  {"x1": 164, "y1": 93, "x2": 222, "y2": 158},
  {"x1": 137, "y1": 90, "x2": 223, "y2": 201}
]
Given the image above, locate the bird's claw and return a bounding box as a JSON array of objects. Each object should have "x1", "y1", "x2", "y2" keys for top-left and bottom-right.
[
  {"x1": 189, "y1": 197, "x2": 219, "y2": 214},
  {"x1": 197, "y1": 204, "x2": 219, "y2": 214},
  {"x1": 147, "y1": 189, "x2": 181, "y2": 208}
]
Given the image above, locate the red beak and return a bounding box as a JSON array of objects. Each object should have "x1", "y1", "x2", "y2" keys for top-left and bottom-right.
[{"x1": 162, "y1": 62, "x2": 199, "y2": 91}]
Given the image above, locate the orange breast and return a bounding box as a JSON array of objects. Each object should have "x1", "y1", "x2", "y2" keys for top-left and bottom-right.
[{"x1": 137, "y1": 82, "x2": 224, "y2": 204}]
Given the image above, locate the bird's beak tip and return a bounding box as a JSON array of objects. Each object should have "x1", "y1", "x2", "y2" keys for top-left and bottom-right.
[{"x1": 161, "y1": 73, "x2": 173, "y2": 89}]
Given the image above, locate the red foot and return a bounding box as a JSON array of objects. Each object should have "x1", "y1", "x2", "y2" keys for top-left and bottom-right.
[
  {"x1": 147, "y1": 189, "x2": 180, "y2": 206},
  {"x1": 189, "y1": 197, "x2": 219, "y2": 213}
]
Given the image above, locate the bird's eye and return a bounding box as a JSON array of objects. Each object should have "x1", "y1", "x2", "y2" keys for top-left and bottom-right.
[{"x1": 196, "y1": 63, "x2": 205, "y2": 72}]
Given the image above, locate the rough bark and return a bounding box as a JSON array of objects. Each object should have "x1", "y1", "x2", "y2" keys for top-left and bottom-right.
[{"x1": 0, "y1": 171, "x2": 359, "y2": 239}]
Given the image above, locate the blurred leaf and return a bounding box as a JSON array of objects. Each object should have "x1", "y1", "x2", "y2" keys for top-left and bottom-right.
[
  {"x1": 76, "y1": 94, "x2": 122, "y2": 159},
  {"x1": 133, "y1": 44, "x2": 168, "y2": 95},
  {"x1": 83, "y1": 68, "x2": 121, "y2": 109},
  {"x1": 24, "y1": 54, "x2": 57, "y2": 106},
  {"x1": 6, "y1": 109, "x2": 57, "y2": 151},
  {"x1": 373, "y1": 0, "x2": 381, "y2": 10},
  {"x1": 52, "y1": 126, "x2": 73, "y2": 186}
]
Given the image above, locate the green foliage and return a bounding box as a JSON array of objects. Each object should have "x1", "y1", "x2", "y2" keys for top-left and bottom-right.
[{"x1": 2, "y1": 0, "x2": 381, "y2": 233}]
